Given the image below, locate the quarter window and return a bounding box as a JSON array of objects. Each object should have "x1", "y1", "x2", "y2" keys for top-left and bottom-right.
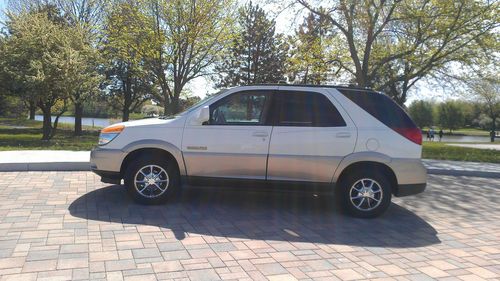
[
  {"x1": 276, "y1": 92, "x2": 346, "y2": 127},
  {"x1": 210, "y1": 91, "x2": 269, "y2": 125}
]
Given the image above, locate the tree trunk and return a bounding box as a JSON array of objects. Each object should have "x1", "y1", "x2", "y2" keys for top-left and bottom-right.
[
  {"x1": 492, "y1": 117, "x2": 497, "y2": 142},
  {"x1": 50, "y1": 109, "x2": 66, "y2": 139},
  {"x1": 41, "y1": 108, "x2": 52, "y2": 141},
  {"x1": 122, "y1": 106, "x2": 130, "y2": 122},
  {"x1": 74, "y1": 102, "x2": 83, "y2": 136},
  {"x1": 168, "y1": 98, "x2": 180, "y2": 115},
  {"x1": 29, "y1": 100, "x2": 36, "y2": 120},
  {"x1": 163, "y1": 102, "x2": 169, "y2": 117}
]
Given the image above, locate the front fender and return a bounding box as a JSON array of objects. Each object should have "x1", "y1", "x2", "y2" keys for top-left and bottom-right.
[{"x1": 122, "y1": 139, "x2": 187, "y2": 176}]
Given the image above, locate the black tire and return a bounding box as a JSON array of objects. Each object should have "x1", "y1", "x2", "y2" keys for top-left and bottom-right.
[
  {"x1": 338, "y1": 170, "x2": 392, "y2": 218},
  {"x1": 123, "y1": 153, "x2": 180, "y2": 205}
]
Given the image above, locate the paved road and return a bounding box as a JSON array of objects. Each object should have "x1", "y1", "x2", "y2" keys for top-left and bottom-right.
[{"x1": 0, "y1": 173, "x2": 499, "y2": 281}]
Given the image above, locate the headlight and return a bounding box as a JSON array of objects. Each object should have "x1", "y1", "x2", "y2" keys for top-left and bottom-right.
[{"x1": 98, "y1": 124, "x2": 124, "y2": 145}]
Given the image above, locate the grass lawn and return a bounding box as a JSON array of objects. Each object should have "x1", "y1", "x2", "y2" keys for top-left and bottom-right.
[
  {"x1": 422, "y1": 127, "x2": 491, "y2": 136},
  {"x1": 0, "y1": 118, "x2": 98, "y2": 151},
  {"x1": 422, "y1": 141, "x2": 500, "y2": 163},
  {"x1": 1, "y1": 117, "x2": 499, "y2": 163}
]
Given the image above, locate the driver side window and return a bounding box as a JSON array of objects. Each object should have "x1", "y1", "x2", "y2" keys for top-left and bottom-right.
[{"x1": 210, "y1": 91, "x2": 270, "y2": 125}]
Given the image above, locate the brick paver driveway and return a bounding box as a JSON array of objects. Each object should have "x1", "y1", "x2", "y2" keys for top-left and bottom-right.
[{"x1": 0, "y1": 172, "x2": 499, "y2": 281}]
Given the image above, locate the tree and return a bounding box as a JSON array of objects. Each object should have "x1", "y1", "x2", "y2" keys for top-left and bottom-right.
[
  {"x1": 437, "y1": 101, "x2": 464, "y2": 132},
  {"x1": 408, "y1": 100, "x2": 434, "y2": 128},
  {"x1": 287, "y1": 11, "x2": 334, "y2": 84},
  {"x1": 468, "y1": 76, "x2": 499, "y2": 133},
  {"x1": 215, "y1": 1, "x2": 287, "y2": 88},
  {"x1": 145, "y1": 0, "x2": 235, "y2": 115},
  {"x1": 64, "y1": 26, "x2": 102, "y2": 135},
  {"x1": 2, "y1": 7, "x2": 76, "y2": 139},
  {"x1": 54, "y1": 0, "x2": 106, "y2": 135},
  {"x1": 295, "y1": 0, "x2": 499, "y2": 105},
  {"x1": 101, "y1": 1, "x2": 156, "y2": 121}
]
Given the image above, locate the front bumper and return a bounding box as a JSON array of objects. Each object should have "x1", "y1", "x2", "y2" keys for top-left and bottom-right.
[
  {"x1": 90, "y1": 146, "x2": 125, "y2": 184},
  {"x1": 93, "y1": 169, "x2": 121, "y2": 184},
  {"x1": 90, "y1": 146, "x2": 125, "y2": 172}
]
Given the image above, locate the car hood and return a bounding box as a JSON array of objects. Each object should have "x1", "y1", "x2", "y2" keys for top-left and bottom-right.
[{"x1": 109, "y1": 117, "x2": 183, "y2": 128}]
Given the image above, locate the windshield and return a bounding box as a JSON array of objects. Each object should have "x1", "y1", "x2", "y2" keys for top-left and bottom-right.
[{"x1": 159, "y1": 89, "x2": 227, "y2": 119}]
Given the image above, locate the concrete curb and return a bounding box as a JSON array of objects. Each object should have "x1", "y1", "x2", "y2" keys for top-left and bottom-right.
[
  {"x1": 0, "y1": 161, "x2": 498, "y2": 178},
  {"x1": 427, "y1": 169, "x2": 500, "y2": 179}
]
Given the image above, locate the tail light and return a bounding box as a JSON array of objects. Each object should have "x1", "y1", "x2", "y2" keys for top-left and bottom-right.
[{"x1": 393, "y1": 127, "x2": 422, "y2": 145}]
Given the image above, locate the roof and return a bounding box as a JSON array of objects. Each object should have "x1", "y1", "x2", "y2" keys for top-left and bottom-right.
[{"x1": 250, "y1": 83, "x2": 376, "y2": 92}]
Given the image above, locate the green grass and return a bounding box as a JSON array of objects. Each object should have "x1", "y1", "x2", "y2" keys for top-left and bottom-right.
[
  {"x1": 1, "y1": 117, "x2": 500, "y2": 163},
  {"x1": 422, "y1": 127, "x2": 491, "y2": 136},
  {"x1": 422, "y1": 141, "x2": 500, "y2": 163},
  {"x1": 0, "y1": 118, "x2": 98, "y2": 151}
]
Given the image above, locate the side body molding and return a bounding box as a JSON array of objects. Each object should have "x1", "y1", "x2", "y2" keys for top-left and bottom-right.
[
  {"x1": 121, "y1": 139, "x2": 187, "y2": 176},
  {"x1": 332, "y1": 152, "x2": 392, "y2": 183}
]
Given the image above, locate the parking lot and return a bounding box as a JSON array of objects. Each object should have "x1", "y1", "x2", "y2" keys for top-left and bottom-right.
[{"x1": 0, "y1": 172, "x2": 499, "y2": 280}]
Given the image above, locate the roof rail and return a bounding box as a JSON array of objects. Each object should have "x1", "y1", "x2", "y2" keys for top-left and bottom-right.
[{"x1": 249, "y1": 83, "x2": 374, "y2": 91}]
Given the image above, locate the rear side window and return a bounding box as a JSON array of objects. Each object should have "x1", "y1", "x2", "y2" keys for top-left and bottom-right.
[
  {"x1": 338, "y1": 89, "x2": 416, "y2": 129},
  {"x1": 275, "y1": 91, "x2": 346, "y2": 127}
]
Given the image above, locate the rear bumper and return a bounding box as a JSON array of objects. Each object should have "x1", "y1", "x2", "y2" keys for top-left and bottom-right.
[
  {"x1": 389, "y1": 158, "x2": 427, "y2": 197},
  {"x1": 394, "y1": 183, "x2": 426, "y2": 197},
  {"x1": 389, "y1": 158, "x2": 427, "y2": 185}
]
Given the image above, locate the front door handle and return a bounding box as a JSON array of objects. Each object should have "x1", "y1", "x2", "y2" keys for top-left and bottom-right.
[
  {"x1": 336, "y1": 132, "x2": 351, "y2": 138},
  {"x1": 252, "y1": 131, "x2": 269, "y2": 137}
]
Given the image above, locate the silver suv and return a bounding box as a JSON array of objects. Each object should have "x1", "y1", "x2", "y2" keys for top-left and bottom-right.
[{"x1": 91, "y1": 85, "x2": 427, "y2": 218}]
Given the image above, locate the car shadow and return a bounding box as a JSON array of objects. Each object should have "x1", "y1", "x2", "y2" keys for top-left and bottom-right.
[{"x1": 68, "y1": 185, "x2": 440, "y2": 248}]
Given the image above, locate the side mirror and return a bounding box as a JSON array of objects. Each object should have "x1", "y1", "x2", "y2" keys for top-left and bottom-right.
[{"x1": 197, "y1": 106, "x2": 210, "y2": 125}]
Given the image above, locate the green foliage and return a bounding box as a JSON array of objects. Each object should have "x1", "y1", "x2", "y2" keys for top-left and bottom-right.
[
  {"x1": 1, "y1": 8, "x2": 82, "y2": 139},
  {"x1": 437, "y1": 101, "x2": 465, "y2": 132},
  {"x1": 101, "y1": 1, "x2": 157, "y2": 121},
  {"x1": 287, "y1": 11, "x2": 334, "y2": 84},
  {"x1": 467, "y1": 75, "x2": 500, "y2": 131},
  {"x1": 150, "y1": 0, "x2": 236, "y2": 114},
  {"x1": 296, "y1": 0, "x2": 499, "y2": 104},
  {"x1": 408, "y1": 100, "x2": 434, "y2": 128},
  {"x1": 215, "y1": 1, "x2": 287, "y2": 87}
]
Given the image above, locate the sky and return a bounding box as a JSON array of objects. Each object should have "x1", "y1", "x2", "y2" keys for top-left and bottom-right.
[{"x1": 0, "y1": 0, "x2": 443, "y2": 106}]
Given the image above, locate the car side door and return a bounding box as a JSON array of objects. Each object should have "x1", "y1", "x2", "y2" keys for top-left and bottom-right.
[
  {"x1": 182, "y1": 90, "x2": 274, "y2": 180},
  {"x1": 267, "y1": 89, "x2": 357, "y2": 183}
]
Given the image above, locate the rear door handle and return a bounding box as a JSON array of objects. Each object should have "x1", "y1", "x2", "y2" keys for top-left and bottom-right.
[
  {"x1": 252, "y1": 131, "x2": 269, "y2": 137},
  {"x1": 336, "y1": 132, "x2": 351, "y2": 138}
]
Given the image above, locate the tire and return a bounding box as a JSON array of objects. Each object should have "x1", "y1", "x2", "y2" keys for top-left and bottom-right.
[
  {"x1": 123, "y1": 153, "x2": 180, "y2": 205},
  {"x1": 338, "y1": 170, "x2": 392, "y2": 218}
]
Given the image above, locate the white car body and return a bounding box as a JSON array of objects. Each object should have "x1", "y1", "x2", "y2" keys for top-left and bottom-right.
[{"x1": 91, "y1": 85, "x2": 427, "y2": 216}]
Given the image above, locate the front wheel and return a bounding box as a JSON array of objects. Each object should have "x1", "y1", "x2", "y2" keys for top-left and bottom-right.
[
  {"x1": 124, "y1": 154, "x2": 180, "y2": 204},
  {"x1": 339, "y1": 171, "x2": 392, "y2": 218}
]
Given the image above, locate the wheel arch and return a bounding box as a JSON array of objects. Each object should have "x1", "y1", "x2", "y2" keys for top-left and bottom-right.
[
  {"x1": 120, "y1": 140, "x2": 186, "y2": 177},
  {"x1": 333, "y1": 153, "x2": 398, "y2": 194}
]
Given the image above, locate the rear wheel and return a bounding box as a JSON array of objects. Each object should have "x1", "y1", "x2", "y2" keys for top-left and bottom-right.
[
  {"x1": 339, "y1": 170, "x2": 391, "y2": 218},
  {"x1": 124, "y1": 154, "x2": 180, "y2": 204}
]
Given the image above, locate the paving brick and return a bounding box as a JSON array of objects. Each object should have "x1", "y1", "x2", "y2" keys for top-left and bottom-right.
[
  {"x1": 22, "y1": 260, "x2": 57, "y2": 273},
  {"x1": 0, "y1": 172, "x2": 499, "y2": 281}
]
